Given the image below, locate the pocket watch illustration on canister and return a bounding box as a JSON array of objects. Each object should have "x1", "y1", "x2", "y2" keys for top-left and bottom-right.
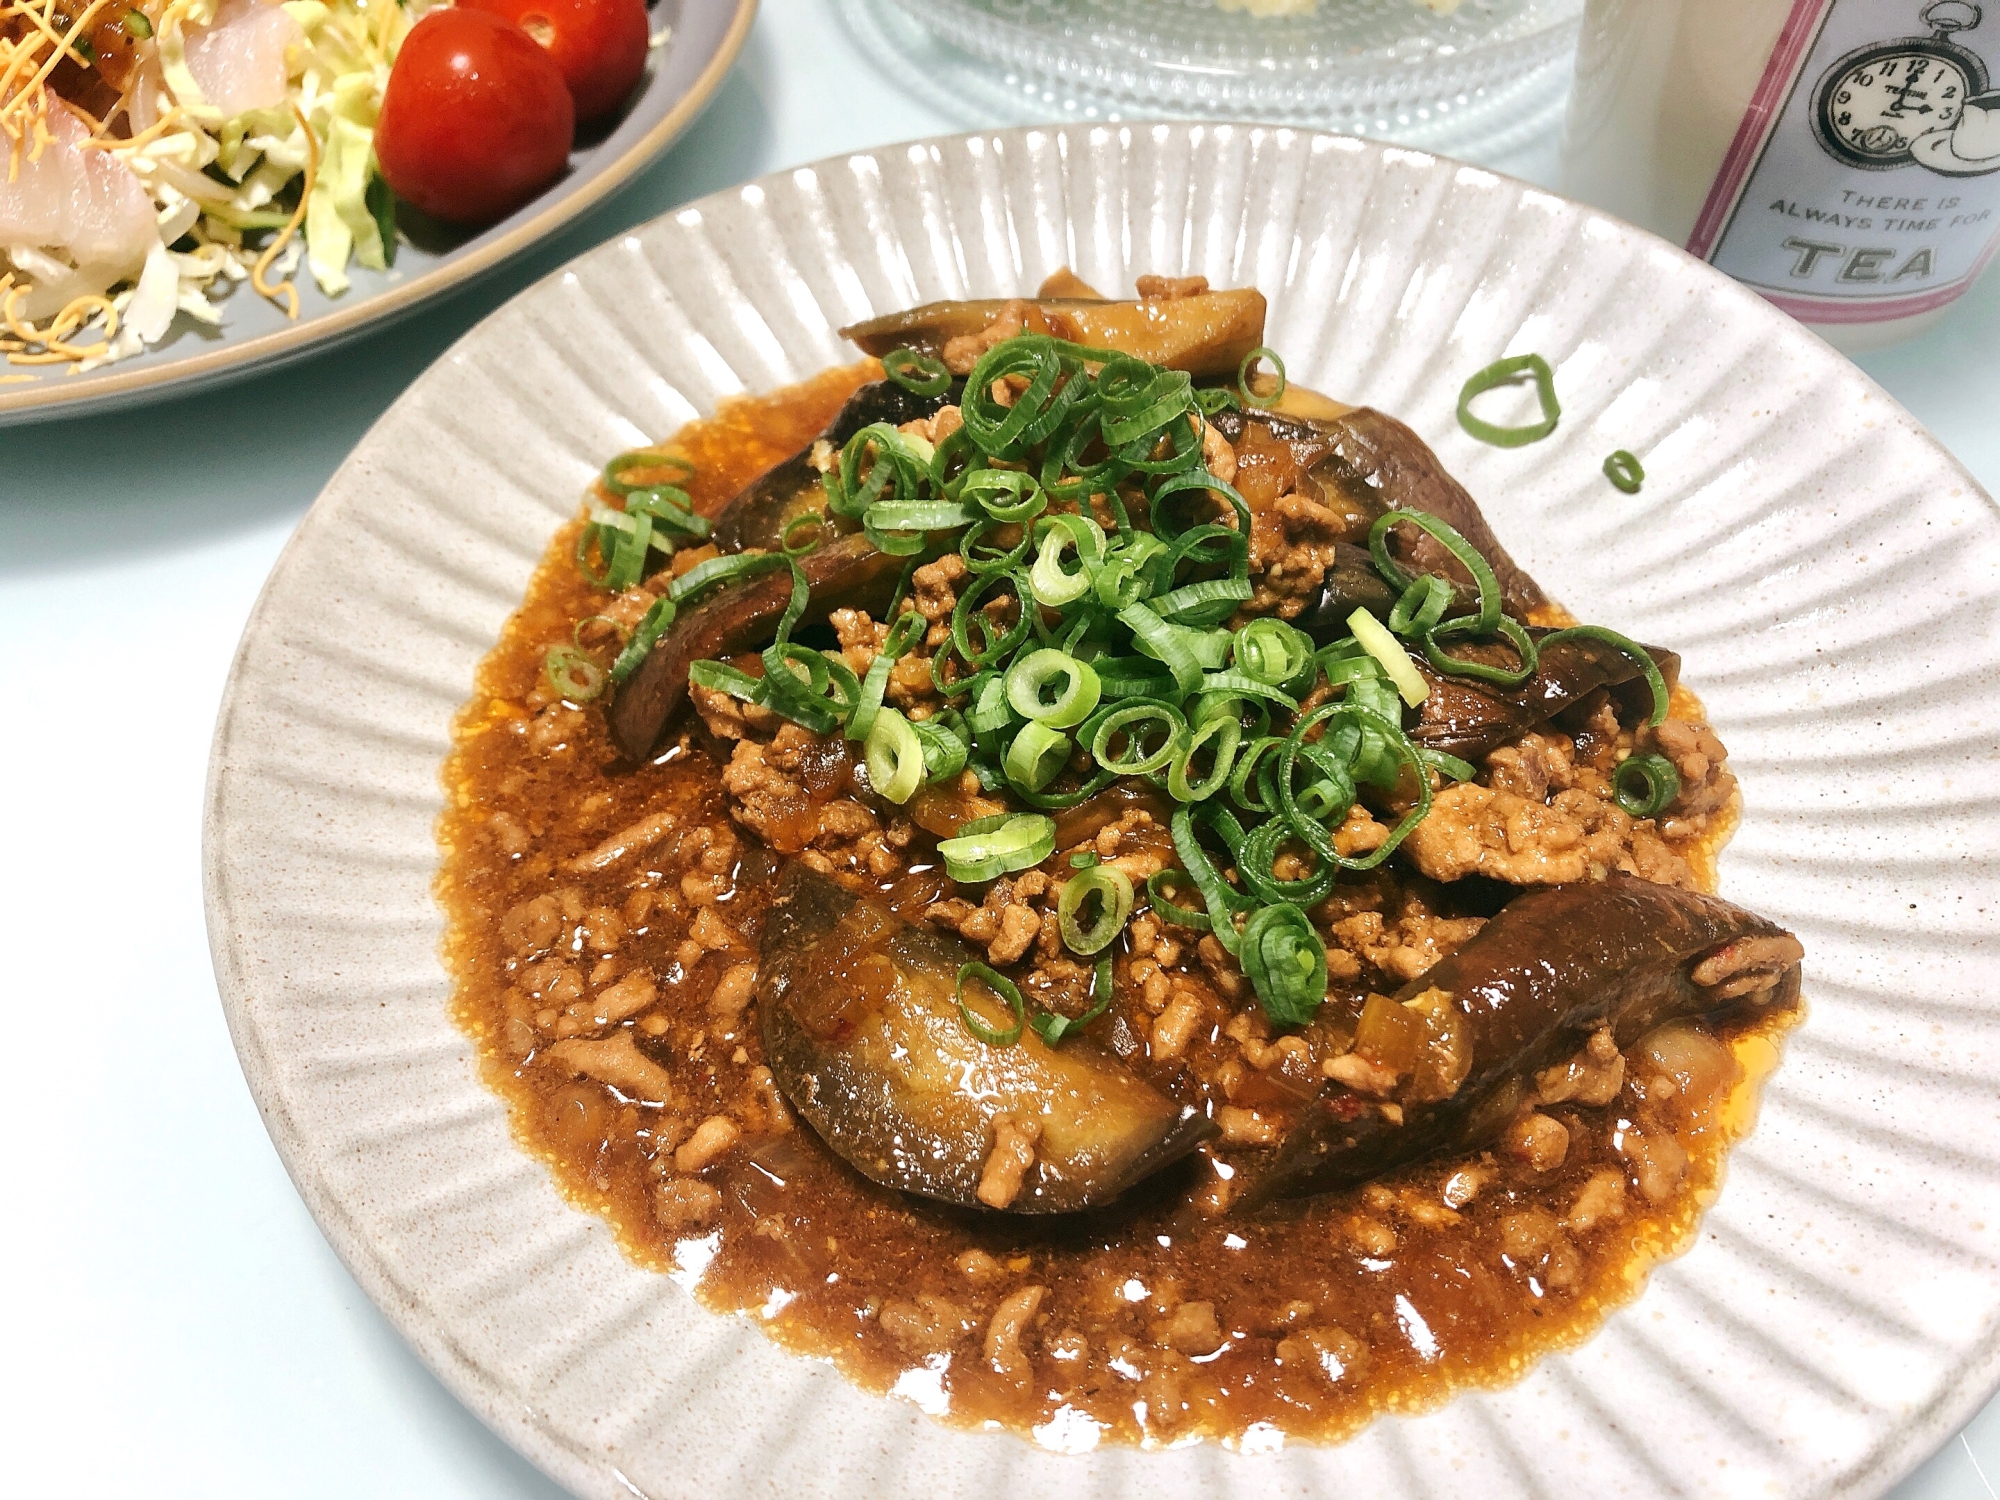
[{"x1": 1812, "y1": 0, "x2": 2000, "y2": 175}]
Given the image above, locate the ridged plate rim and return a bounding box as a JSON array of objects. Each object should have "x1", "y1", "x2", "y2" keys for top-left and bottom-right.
[{"x1": 204, "y1": 122, "x2": 2000, "y2": 1500}]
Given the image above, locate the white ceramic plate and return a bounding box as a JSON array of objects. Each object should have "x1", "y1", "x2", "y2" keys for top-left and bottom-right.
[
  {"x1": 0, "y1": 0, "x2": 754, "y2": 427},
  {"x1": 205, "y1": 123, "x2": 2000, "y2": 1499}
]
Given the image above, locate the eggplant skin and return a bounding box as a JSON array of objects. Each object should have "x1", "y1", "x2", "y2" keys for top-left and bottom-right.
[
  {"x1": 758, "y1": 863, "x2": 1213, "y2": 1215},
  {"x1": 1408, "y1": 631, "x2": 1682, "y2": 763},
  {"x1": 712, "y1": 379, "x2": 958, "y2": 554},
  {"x1": 606, "y1": 537, "x2": 902, "y2": 762},
  {"x1": 607, "y1": 378, "x2": 952, "y2": 762},
  {"x1": 1243, "y1": 876, "x2": 1802, "y2": 1204},
  {"x1": 1211, "y1": 405, "x2": 1549, "y2": 623}
]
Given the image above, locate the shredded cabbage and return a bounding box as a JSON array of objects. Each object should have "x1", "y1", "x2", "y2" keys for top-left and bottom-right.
[{"x1": 3, "y1": 0, "x2": 430, "y2": 371}]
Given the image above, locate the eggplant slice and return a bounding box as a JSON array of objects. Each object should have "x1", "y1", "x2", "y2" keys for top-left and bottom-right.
[
  {"x1": 759, "y1": 863, "x2": 1213, "y2": 1214},
  {"x1": 842, "y1": 288, "x2": 1268, "y2": 379},
  {"x1": 1408, "y1": 631, "x2": 1681, "y2": 763},
  {"x1": 1211, "y1": 405, "x2": 1550, "y2": 623},
  {"x1": 608, "y1": 378, "x2": 955, "y2": 761},
  {"x1": 1236, "y1": 875, "x2": 1803, "y2": 1205}
]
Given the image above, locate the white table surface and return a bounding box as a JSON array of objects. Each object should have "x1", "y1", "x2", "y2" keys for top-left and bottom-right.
[{"x1": 2, "y1": 2, "x2": 1995, "y2": 1494}]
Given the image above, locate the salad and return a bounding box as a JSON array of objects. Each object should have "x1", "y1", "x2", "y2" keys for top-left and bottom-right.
[{"x1": 0, "y1": 0, "x2": 653, "y2": 378}]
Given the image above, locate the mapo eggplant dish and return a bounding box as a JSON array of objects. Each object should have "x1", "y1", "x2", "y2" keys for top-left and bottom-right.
[{"x1": 438, "y1": 273, "x2": 1804, "y2": 1448}]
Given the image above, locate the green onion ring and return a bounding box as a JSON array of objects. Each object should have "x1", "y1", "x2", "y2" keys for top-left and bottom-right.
[
  {"x1": 1167, "y1": 713, "x2": 1241, "y2": 802},
  {"x1": 1387, "y1": 574, "x2": 1453, "y2": 638},
  {"x1": 1090, "y1": 702, "x2": 1186, "y2": 776},
  {"x1": 1004, "y1": 721, "x2": 1072, "y2": 793},
  {"x1": 1145, "y1": 869, "x2": 1213, "y2": 932},
  {"x1": 1417, "y1": 747, "x2": 1478, "y2": 783},
  {"x1": 1421, "y1": 613, "x2": 1542, "y2": 688},
  {"x1": 1058, "y1": 864, "x2": 1135, "y2": 955},
  {"x1": 938, "y1": 812, "x2": 1056, "y2": 884},
  {"x1": 1239, "y1": 904, "x2": 1327, "y2": 1026},
  {"x1": 864, "y1": 708, "x2": 924, "y2": 803},
  {"x1": 950, "y1": 567, "x2": 1032, "y2": 667},
  {"x1": 1168, "y1": 806, "x2": 1249, "y2": 954},
  {"x1": 604, "y1": 449, "x2": 694, "y2": 496},
  {"x1": 1613, "y1": 752, "x2": 1681, "y2": 817},
  {"x1": 956, "y1": 962, "x2": 1026, "y2": 1046},
  {"x1": 883, "y1": 347, "x2": 952, "y2": 397},
  {"x1": 1005, "y1": 648, "x2": 1103, "y2": 728},
  {"x1": 1029, "y1": 955, "x2": 1115, "y2": 1046},
  {"x1": 960, "y1": 467, "x2": 1048, "y2": 524},
  {"x1": 1028, "y1": 514, "x2": 1104, "y2": 607},
  {"x1": 1603, "y1": 450, "x2": 1645, "y2": 494},
  {"x1": 609, "y1": 597, "x2": 676, "y2": 684},
  {"x1": 1234, "y1": 819, "x2": 1338, "y2": 909},
  {"x1": 1539, "y1": 625, "x2": 1671, "y2": 725},
  {"x1": 913, "y1": 716, "x2": 970, "y2": 784},
  {"x1": 668, "y1": 550, "x2": 787, "y2": 604},
  {"x1": 544, "y1": 645, "x2": 607, "y2": 703},
  {"x1": 1456, "y1": 352, "x2": 1561, "y2": 447},
  {"x1": 1233, "y1": 617, "x2": 1316, "y2": 688},
  {"x1": 1367, "y1": 510, "x2": 1503, "y2": 635},
  {"x1": 1237, "y1": 346, "x2": 1287, "y2": 410}
]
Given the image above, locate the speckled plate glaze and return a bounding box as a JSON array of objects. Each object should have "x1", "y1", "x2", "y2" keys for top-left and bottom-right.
[
  {"x1": 0, "y1": 0, "x2": 754, "y2": 426},
  {"x1": 204, "y1": 124, "x2": 2000, "y2": 1499}
]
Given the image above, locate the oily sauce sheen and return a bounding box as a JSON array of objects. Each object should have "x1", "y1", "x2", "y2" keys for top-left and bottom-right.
[{"x1": 437, "y1": 364, "x2": 1794, "y2": 1449}]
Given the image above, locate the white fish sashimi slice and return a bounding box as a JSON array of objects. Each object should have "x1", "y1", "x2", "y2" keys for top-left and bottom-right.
[
  {"x1": 183, "y1": 0, "x2": 304, "y2": 118},
  {"x1": 0, "y1": 106, "x2": 156, "y2": 274}
]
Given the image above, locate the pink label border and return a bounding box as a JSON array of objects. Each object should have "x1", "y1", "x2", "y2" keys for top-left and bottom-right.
[{"x1": 1686, "y1": 0, "x2": 1835, "y2": 262}]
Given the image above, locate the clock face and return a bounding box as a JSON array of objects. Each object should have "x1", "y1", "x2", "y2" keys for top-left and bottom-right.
[{"x1": 1816, "y1": 44, "x2": 1977, "y2": 167}]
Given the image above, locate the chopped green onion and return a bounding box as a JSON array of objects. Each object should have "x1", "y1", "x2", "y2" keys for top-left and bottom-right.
[
  {"x1": 1368, "y1": 509, "x2": 1503, "y2": 635},
  {"x1": 668, "y1": 550, "x2": 786, "y2": 603},
  {"x1": 1237, "y1": 346, "x2": 1287, "y2": 410},
  {"x1": 1233, "y1": 617, "x2": 1315, "y2": 688},
  {"x1": 125, "y1": 9, "x2": 153, "y2": 38},
  {"x1": 882, "y1": 347, "x2": 952, "y2": 397},
  {"x1": 960, "y1": 468, "x2": 1047, "y2": 524},
  {"x1": 609, "y1": 597, "x2": 676, "y2": 683},
  {"x1": 1169, "y1": 806, "x2": 1249, "y2": 954},
  {"x1": 864, "y1": 708, "x2": 924, "y2": 803},
  {"x1": 1604, "y1": 449, "x2": 1645, "y2": 494},
  {"x1": 1457, "y1": 353, "x2": 1561, "y2": 448},
  {"x1": 1146, "y1": 868, "x2": 1213, "y2": 932},
  {"x1": 937, "y1": 812, "x2": 1056, "y2": 884},
  {"x1": 1005, "y1": 648, "x2": 1102, "y2": 728},
  {"x1": 1167, "y1": 713, "x2": 1241, "y2": 802},
  {"x1": 1347, "y1": 607, "x2": 1429, "y2": 707},
  {"x1": 1089, "y1": 701, "x2": 1185, "y2": 776},
  {"x1": 604, "y1": 450, "x2": 694, "y2": 496},
  {"x1": 956, "y1": 962, "x2": 1025, "y2": 1046},
  {"x1": 1029, "y1": 956, "x2": 1114, "y2": 1046},
  {"x1": 912, "y1": 716, "x2": 970, "y2": 784},
  {"x1": 1058, "y1": 864, "x2": 1135, "y2": 955},
  {"x1": 1417, "y1": 747, "x2": 1478, "y2": 783},
  {"x1": 1003, "y1": 721, "x2": 1071, "y2": 792},
  {"x1": 1613, "y1": 752, "x2": 1681, "y2": 818},
  {"x1": 544, "y1": 646, "x2": 606, "y2": 703},
  {"x1": 1239, "y1": 904, "x2": 1328, "y2": 1027},
  {"x1": 1069, "y1": 850, "x2": 1100, "y2": 869}
]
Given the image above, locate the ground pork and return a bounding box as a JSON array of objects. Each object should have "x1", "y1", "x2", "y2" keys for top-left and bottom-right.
[
  {"x1": 830, "y1": 606, "x2": 944, "y2": 717},
  {"x1": 721, "y1": 725, "x2": 902, "y2": 877},
  {"x1": 1641, "y1": 717, "x2": 1740, "y2": 837},
  {"x1": 1405, "y1": 783, "x2": 1692, "y2": 888},
  {"x1": 1246, "y1": 491, "x2": 1348, "y2": 619}
]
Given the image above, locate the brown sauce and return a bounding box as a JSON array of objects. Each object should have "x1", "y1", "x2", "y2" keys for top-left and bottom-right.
[{"x1": 437, "y1": 364, "x2": 1796, "y2": 1450}]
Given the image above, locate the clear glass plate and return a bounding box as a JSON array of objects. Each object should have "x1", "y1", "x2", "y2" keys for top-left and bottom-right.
[{"x1": 850, "y1": 0, "x2": 1582, "y2": 153}]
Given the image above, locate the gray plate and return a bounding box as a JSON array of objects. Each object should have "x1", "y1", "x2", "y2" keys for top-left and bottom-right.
[{"x1": 0, "y1": 0, "x2": 755, "y2": 426}]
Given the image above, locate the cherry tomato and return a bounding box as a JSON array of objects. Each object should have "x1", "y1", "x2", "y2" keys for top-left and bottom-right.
[
  {"x1": 460, "y1": 0, "x2": 650, "y2": 124},
  {"x1": 375, "y1": 9, "x2": 575, "y2": 228}
]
